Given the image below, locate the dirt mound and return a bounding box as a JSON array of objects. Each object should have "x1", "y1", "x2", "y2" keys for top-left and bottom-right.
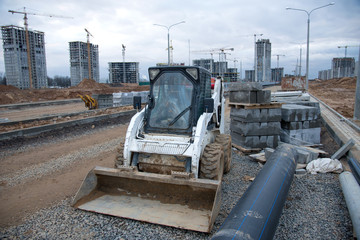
[
  {"x1": 309, "y1": 77, "x2": 356, "y2": 118},
  {"x1": 0, "y1": 82, "x2": 149, "y2": 105},
  {"x1": 72, "y1": 79, "x2": 110, "y2": 90},
  {"x1": 0, "y1": 85, "x2": 21, "y2": 92}
]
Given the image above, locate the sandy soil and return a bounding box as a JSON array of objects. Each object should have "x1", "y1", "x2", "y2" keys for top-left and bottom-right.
[
  {"x1": 309, "y1": 77, "x2": 356, "y2": 118},
  {"x1": 0, "y1": 102, "x2": 88, "y2": 122},
  {"x1": 0, "y1": 105, "x2": 134, "y2": 133},
  {"x1": 0, "y1": 124, "x2": 128, "y2": 228},
  {"x1": 0, "y1": 79, "x2": 149, "y2": 105}
]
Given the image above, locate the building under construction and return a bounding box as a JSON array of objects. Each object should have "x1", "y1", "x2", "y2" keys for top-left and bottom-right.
[
  {"x1": 193, "y1": 58, "x2": 238, "y2": 82},
  {"x1": 69, "y1": 41, "x2": 99, "y2": 86},
  {"x1": 108, "y1": 62, "x2": 139, "y2": 84},
  {"x1": 1, "y1": 25, "x2": 47, "y2": 89},
  {"x1": 256, "y1": 39, "x2": 271, "y2": 82},
  {"x1": 332, "y1": 57, "x2": 355, "y2": 78}
]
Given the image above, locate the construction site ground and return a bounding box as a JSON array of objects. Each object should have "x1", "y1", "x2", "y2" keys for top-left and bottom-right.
[{"x1": 0, "y1": 77, "x2": 356, "y2": 238}]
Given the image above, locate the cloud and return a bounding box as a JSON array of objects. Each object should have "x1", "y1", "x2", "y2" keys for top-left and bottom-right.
[{"x1": 0, "y1": 0, "x2": 359, "y2": 81}]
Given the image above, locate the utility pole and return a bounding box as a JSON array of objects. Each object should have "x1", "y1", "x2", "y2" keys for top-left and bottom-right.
[
  {"x1": 153, "y1": 21, "x2": 185, "y2": 65},
  {"x1": 286, "y1": 2, "x2": 335, "y2": 90}
]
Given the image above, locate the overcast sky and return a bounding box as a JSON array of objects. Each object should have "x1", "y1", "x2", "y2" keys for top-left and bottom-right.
[{"x1": 0, "y1": 0, "x2": 359, "y2": 81}]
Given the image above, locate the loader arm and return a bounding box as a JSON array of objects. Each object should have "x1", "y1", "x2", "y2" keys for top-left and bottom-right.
[{"x1": 123, "y1": 108, "x2": 146, "y2": 166}]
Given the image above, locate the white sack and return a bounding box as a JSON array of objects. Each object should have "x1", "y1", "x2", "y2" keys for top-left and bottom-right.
[{"x1": 306, "y1": 158, "x2": 343, "y2": 174}]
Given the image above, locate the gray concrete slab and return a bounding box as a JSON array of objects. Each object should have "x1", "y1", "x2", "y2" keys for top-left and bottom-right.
[
  {"x1": 331, "y1": 139, "x2": 355, "y2": 160},
  {"x1": 281, "y1": 128, "x2": 321, "y2": 144},
  {"x1": 281, "y1": 104, "x2": 320, "y2": 122},
  {"x1": 229, "y1": 91, "x2": 257, "y2": 103},
  {"x1": 256, "y1": 90, "x2": 271, "y2": 104},
  {"x1": 230, "y1": 108, "x2": 281, "y2": 122},
  {"x1": 230, "y1": 120, "x2": 281, "y2": 136},
  {"x1": 231, "y1": 131, "x2": 279, "y2": 149},
  {"x1": 281, "y1": 119, "x2": 321, "y2": 130},
  {"x1": 228, "y1": 82, "x2": 263, "y2": 91}
]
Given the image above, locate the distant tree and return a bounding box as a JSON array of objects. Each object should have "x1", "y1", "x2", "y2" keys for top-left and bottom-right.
[
  {"x1": 47, "y1": 75, "x2": 71, "y2": 88},
  {"x1": 54, "y1": 76, "x2": 71, "y2": 88},
  {"x1": 47, "y1": 76, "x2": 55, "y2": 87},
  {"x1": 0, "y1": 72, "x2": 6, "y2": 85}
]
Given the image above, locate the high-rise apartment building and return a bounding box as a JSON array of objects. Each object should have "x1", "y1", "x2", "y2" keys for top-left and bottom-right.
[
  {"x1": 256, "y1": 39, "x2": 271, "y2": 82},
  {"x1": 271, "y1": 68, "x2": 284, "y2": 82},
  {"x1": 1, "y1": 25, "x2": 47, "y2": 89},
  {"x1": 69, "y1": 41, "x2": 99, "y2": 86},
  {"x1": 108, "y1": 62, "x2": 139, "y2": 84},
  {"x1": 192, "y1": 58, "x2": 214, "y2": 72},
  {"x1": 332, "y1": 58, "x2": 355, "y2": 78}
]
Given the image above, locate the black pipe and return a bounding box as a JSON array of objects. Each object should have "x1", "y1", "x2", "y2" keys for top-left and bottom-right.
[
  {"x1": 211, "y1": 144, "x2": 297, "y2": 240},
  {"x1": 348, "y1": 158, "x2": 360, "y2": 185}
]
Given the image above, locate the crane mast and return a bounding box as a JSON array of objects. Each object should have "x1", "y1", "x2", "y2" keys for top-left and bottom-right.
[{"x1": 85, "y1": 28, "x2": 94, "y2": 80}]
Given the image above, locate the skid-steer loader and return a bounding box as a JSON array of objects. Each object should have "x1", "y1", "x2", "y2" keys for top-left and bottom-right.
[{"x1": 72, "y1": 66, "x2": 232, "y2": 232}]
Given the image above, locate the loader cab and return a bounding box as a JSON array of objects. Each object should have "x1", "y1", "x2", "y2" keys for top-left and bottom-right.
[{"x1": 145, "y1": 66, "x2": 211, "y2": 135}]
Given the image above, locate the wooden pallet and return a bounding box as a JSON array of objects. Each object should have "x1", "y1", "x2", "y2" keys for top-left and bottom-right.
[
  {"x1": 232, "y1": 143, "x2": 261, "y2": 154},
  {"x1": 228, "y1": 102, "x2": 283, "y2": 109}
]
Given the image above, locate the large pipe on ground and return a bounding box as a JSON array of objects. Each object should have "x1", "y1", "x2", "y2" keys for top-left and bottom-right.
[
  {"x1": 348, "y1": 158, "x2": 360, "y2": 185},
  {"x1": 339, "y1": 171, "x2": 360, "y2": 239},
  {"x1": 211, "y1": 144, "x2": 297, "y2": 240}
]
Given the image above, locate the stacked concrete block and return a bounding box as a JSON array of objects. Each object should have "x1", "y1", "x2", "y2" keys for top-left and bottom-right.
[
  {"x1": 280, "y1": 104, "x2": 321, "y2": 144},
  {"x1": 113, "y1": 91, "x2": 149, "y2": 107},
  {"x1": 229, "y1": 83, "x2": 281, "y2": 149},
  {"x1": 94, "y1": 91, "x2": 149, "y2": 109},
  {"x1": 92, "y1": 94, "x2": 113, "y2": 109}
]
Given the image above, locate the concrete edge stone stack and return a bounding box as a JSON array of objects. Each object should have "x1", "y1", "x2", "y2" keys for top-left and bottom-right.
[
  {"x1": 280, "y1": 103, "x2": 321, "y2": 144},
  {"x1": 229, "y1": 83, "x2": 281, "y2": 149},
  {"x1": 94, "y1": 91, "x2": 149, "y2": 109}
]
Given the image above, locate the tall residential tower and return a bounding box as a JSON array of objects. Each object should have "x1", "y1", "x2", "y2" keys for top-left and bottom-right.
[
  {"x1": 1, "y1": 25, "x2": 47, "y2": 89},
  {"x1": 256, "y1": 39, "x2": 271, "y2": 82},
  {"x1": 69, "y1": 41, "x2": 99, "y2": 86}
]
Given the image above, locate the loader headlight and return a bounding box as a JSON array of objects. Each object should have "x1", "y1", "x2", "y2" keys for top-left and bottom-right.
[
  {"x1": 149, "y1": 69, "x2": 160, "y2": 81},
  {"x1": 186, "y1": 68, "x2": 198, "y2": 80}
]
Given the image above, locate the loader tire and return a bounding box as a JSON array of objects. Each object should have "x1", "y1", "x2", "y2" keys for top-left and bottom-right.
[
  {"x1": 114, "y1": 142, "x2": 125, "y2": 168},
  {"x1": 215, "y1": 134, "x2": 232, "y2": 174},
  {"x1": 200, "y1": 143, "x2": 224, "y2": 180}
]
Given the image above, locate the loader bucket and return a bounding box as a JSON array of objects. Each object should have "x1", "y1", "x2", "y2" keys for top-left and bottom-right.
[{"x1": 72, "y1": 166, "x2": 221, "y2": 233}]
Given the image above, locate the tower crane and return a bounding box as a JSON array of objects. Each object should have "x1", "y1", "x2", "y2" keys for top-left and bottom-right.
[
  {"x1": 192, "y1": 47, "x2": 234, "y2": 76},
  {"x1": 338, "y1": 45, "x2": 359, "y2": 58},
  {"x1": 273, "y1": 54, "x2": 285, "y2": 68},
  {"x1": 8, "y1": 7, "x2": 72, "y2": 88},
  {"x1": 85, "y1": 28, "x2": 94, "y2": 80}
]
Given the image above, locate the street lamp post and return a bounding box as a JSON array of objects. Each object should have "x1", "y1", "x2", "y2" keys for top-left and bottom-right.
[
  {"x1": 153, "y1": 21, "x2": 185, "y2": 65},
  {"x1": 286, "y1": 2, "x2": 335, "y2": 90}
]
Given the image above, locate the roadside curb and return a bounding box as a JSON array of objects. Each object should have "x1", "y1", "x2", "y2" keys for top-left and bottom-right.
[{"x1": 0, "y1": 110, "x2": 136, "y2": 141}]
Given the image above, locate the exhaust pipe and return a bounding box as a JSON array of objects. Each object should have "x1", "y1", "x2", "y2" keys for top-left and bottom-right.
[{"x1": 211, "y1": 144, "x2": 297, "y2": 240}]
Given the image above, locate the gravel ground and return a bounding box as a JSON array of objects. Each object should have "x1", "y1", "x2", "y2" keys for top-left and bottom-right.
[
  {"x1": 0, "y1": 136, "x2": 124, "y2": 187},
  {"x1": 0, "y1": 149, "x2": 353, "y2": 239}
]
